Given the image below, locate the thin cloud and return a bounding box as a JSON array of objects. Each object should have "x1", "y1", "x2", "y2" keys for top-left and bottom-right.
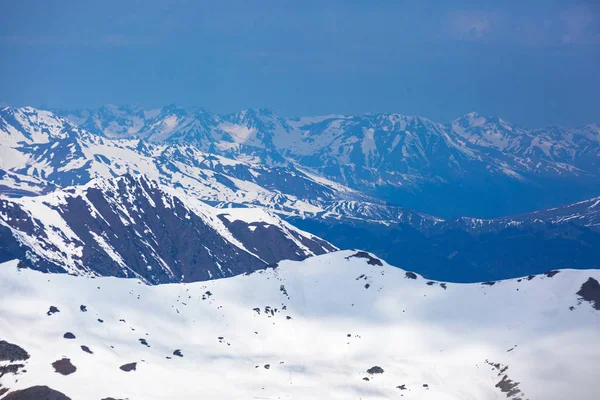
[
  {"x1": 447, "y1": 11, "x2": 498, "y2": 41},
  {"x1": 560, "y1": 4, "x2": 600, "y2": 45},
  {"x1": 0, "y1": 34, "x2": 153, "y2": 47}
]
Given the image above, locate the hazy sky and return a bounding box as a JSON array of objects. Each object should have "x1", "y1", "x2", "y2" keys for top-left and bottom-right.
[{"x1": 1, "y1": 0, "x2": 599, "y2": 127}]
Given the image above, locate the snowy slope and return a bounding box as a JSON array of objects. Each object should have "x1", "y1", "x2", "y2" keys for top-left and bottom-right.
[
  {"x1": 0, "y1": 251, "x2": 599, "y2": 399},
  {"x1": 0, "y1": 174, "x2": 335, "y2": 283}
]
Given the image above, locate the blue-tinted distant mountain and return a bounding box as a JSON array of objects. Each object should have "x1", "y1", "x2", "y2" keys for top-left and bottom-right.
[
  {"x1": 289, "y1": 195, "x2": 600, "y2": 282},
  {"x1": 54, "y1": 105, "x2": 600, "y2": 218}
]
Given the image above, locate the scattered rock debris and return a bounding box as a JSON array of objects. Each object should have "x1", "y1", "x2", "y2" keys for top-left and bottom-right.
[
  {"x1": 496, "y1": 375, "x2": 522, "y2": 398},
  {"x1": 279, "y1": 285, "x2": 289, "y2": 299},
  {"x1": 346, "y1": 251, "x2": 383, "y2": 266}
]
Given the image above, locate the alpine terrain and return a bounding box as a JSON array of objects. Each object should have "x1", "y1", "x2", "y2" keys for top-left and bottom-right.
[{"x1": 1, "y1": 252, "x2": 599, "y2": 399}]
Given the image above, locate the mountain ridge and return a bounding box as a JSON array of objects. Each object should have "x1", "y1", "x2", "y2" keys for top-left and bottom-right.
[{"x1": 0, "y1": 173, "x2": 335, "y2": 284}]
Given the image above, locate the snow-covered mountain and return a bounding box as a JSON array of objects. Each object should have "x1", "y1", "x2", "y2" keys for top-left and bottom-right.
[
  {"x1": 0, "y1": 106, "x2": 379, "y2": 218},
  {"x1": 54, "y1": 105, "x2": 600, "y2": 217},
  {"x1": 0, "y1": 174, "x2": 335, "y2": 284},
  {"x1": 1, "y1": 251, "x2": 599, "y2": 399}
]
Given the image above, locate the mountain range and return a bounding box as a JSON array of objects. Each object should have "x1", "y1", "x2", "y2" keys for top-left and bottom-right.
[
  {"x1": 1, "y1": 105, "x2": 600, "y2": 282},
  {"x1": 1, "y1": 104, "x2": 600, "y2": 399},
  {"x1": 56, "y1": 104, "x2": 600, "y2": 217}
]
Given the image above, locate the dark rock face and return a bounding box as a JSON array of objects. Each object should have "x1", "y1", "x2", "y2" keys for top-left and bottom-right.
[
  {"x1": 63, "y1": 332, "x2": 76, "y2": 339},
  {"x1": 0, "y1": 175, "x2": 333, "y2": 284},
  {"x1": 52, "y1": 358, "x2": 76, "y2": 375},
  {"x1": 577, "y1": 278, "x2": 600, "y2": 310},
  {"x1": 0, "y1": 340, "x2": 30, "y2": 362},
  {"x1": 119, "y1": 362, "x2": 137, "y2": 372},
  {"x1": 173, "y1": 349, "x2": 183, "y2": 357},
  {"x1": 217, "y1": 214, "x2": 334, "y2": 266},
  {"x1": 2, "y1": 386, "x2": 71, "y2": 400}
]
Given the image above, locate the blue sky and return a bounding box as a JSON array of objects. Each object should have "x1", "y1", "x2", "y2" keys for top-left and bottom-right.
[{"x1": 0, "y1": 0, "x2": 599, "y2": 127}]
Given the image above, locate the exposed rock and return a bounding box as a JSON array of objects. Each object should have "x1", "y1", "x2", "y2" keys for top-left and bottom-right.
[
  {"x1": 544, "y1": 270, "x2": 560, "y2": 278},
  {"x1": 346, "y1": 251, "x2": 383, "y2": 266},
  {"x1": 52, "y1": 358, "x2": 76, "y2": 375},
  {"x1": 405, "y1": 272, "x2": 417, "y2": 279},
  {"x1": 80, "y1": 345, "x2": 93, "y2": 354},
  {"x1": 0, "y1": 340, "x2": 30, "y2": 362},
  {"x1": 46, "y1": 306, "x2": 59, "y2": 316},
  {"x1": 173, "y1": 349, "x2": 183, "y2": 357},
  {"x1": 366, "y1": 366, "x2": 384, "y2": 374},
  {"x1": 119, "y1": 362, "x2": 137, "y2": 372},
  {"x1": 63, "y1": 332, "x2": 76, "y2": 339},
  {"x1": 496, "y1": 375, "x2": 521, "y2": 398},
  {"x1": 79, "y1": 305, "x2": 87, "y2": 312},
  {"x1": 2, "y1": 386, "x2": 71, "y2": 400},
  {"x1": 577, "y1": 277, "x2": 600, "y2": 310},
  {"x1": 0, "y1": 363, "x2": 25, "y2": 376}
]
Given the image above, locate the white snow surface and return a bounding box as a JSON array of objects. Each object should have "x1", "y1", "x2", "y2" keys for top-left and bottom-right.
[{"x1": 0, "y1": 251, "x2": 599, "y2": 399}]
